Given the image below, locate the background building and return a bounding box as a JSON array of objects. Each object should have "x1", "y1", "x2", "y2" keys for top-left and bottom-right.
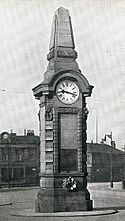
[
  {"x1": 87, "y1": 143, "x2": 125, "y2": 182},
  {"x1": 0, "y1": 130, "x2": 40, "y2": 188},
  {"x1": 0, "y1": 131, "x2": 125, "y2": 188}
]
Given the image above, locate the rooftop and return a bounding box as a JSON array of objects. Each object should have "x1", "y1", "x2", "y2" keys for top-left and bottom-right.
[
  {"x1": 0, "y1": 131, "x2": 40, "y2": 145},
  {"x1": 87, "y1": 143, "x2": 125, "y2": 154}
]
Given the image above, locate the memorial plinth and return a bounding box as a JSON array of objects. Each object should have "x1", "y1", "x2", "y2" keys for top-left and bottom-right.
[{"x1": 33, "y1": 7, "x2": 94, "y2": 212}]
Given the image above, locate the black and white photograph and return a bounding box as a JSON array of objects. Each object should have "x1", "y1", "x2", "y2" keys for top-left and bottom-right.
[{"x1": 0, "y1": 0, "x2": 125, "y2": 220}]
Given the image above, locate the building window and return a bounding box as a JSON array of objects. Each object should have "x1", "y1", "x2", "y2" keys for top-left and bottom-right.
[
  {"x1": 1, "y1": 149, "x2": 8, "y2": 160},
  {"x1": 14, "y1": 168, "x2": 24, "y2": 178},
  {"x1": 17, "y1": 155, "x2": 22, "y2": 161},
  {"x1": 2, "y1": 154, "x2": 8, "y2": 160},
  {"x1": 25, "y1": 167, "x2": 37, "y2": 177},
  {"x1": 15, "y1": 149, "x2": 23, "y2": 161},
  {"x1": 1, "y1": 168, "x2": 8, "y2": 182},
  {"x1": 1, "y1": 168, "x2": 13, "y2": 182},
  {"x1": 27, "y1": 149, "x2": 36, "y2": 160},
  {"x1": 87, "y1": 154, "x2": 92, "y2": 165}
]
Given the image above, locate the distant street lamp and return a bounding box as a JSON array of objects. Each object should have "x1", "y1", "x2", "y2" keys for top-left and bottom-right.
[
  {"x1": 1, "y1": 132, "x2": 10, "y2": 188},
  {"x1": 104, "y1": 132, "x2": 113, "y2": 188},
  {"x1": 121, "y1": 145, "x2": 125, "y2": 189}
]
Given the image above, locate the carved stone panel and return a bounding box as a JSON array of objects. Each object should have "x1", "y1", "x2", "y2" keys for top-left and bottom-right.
[{"x1": 45, "y1": 106, "x2": 53, "y2": 121}]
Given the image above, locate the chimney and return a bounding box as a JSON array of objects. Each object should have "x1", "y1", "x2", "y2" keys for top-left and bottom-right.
[
  {"x1": 111, "y1": 141, "x2": 116, "y2": 148},
  {"x1": 24, "y1": 129, "x2": 26, "y2": 136},
  {"x1": 27, "y1": 130, "x2": 34, "y2": 136}
]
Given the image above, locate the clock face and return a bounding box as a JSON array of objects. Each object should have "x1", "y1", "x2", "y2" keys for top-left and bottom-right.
[
  {"x1": 56, "y1": 80, "x2": 79, "y2": 104},
  {"x1": 2, "y1": 133, "x2": 9, "y2": 139}
]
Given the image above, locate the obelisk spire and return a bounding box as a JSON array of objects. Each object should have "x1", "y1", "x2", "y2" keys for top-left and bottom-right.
[
  {"x1": 49, "y1": 7, "x2": 75, "y2": 50},
  {"x1": 47, "y1": 7, "x2": 77, "y2": 62}
]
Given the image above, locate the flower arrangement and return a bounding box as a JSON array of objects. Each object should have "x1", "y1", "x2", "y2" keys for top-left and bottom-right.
[{"x1": 62, "y1": 176, "x2": 77, "y2": 191}]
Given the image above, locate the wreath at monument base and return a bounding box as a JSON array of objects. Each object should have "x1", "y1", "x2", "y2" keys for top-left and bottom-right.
[{"x1": 62, "y1": 176, "x2": 77, "y2": 191}]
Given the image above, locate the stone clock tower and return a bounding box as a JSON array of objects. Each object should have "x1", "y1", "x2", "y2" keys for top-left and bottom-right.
[{"x1": 33, "y1": 7, "x2": 93, "y2": 212}]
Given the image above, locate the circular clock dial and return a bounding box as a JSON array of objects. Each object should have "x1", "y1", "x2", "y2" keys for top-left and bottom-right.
[
  {"x1": 56, "y1": 80, "x2": 79, "y2": 104},
  {"x1": 2, "y1": 133, "x2": 9, "y2": 139}
]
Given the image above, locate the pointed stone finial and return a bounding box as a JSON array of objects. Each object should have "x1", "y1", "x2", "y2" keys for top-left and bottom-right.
[
  {"x1": 49, "y1": 7, "x2": 75, "y2": 50},
  {"x1": 47, "y1": 7, "x2": 76, "y2": 61}
]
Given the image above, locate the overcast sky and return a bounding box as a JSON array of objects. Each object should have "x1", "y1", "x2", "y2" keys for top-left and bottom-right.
[{"x1": 0, "y1": 0, "x2": 125, "y2": 150}]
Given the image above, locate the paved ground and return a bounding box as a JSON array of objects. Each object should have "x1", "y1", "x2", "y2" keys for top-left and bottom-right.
[{"x1": 0, "y1": 182, "x2": 125, "y2": 221}]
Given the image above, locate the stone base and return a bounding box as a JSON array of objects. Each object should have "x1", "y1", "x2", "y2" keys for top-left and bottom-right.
[{"x1": 35, "y1": 188, "x2": 93, "y2": 213}]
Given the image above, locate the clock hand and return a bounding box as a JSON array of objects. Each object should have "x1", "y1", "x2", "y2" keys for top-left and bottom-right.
[
  {"x1": 58, "y1": 90, "x2": 77, "y2": 96},
  {"x1": 64, "y1": 91, "x2": 77, "y2": 96},
  {"x1": 58, "y1": 89, "x2": 65, "y2": 94}
]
